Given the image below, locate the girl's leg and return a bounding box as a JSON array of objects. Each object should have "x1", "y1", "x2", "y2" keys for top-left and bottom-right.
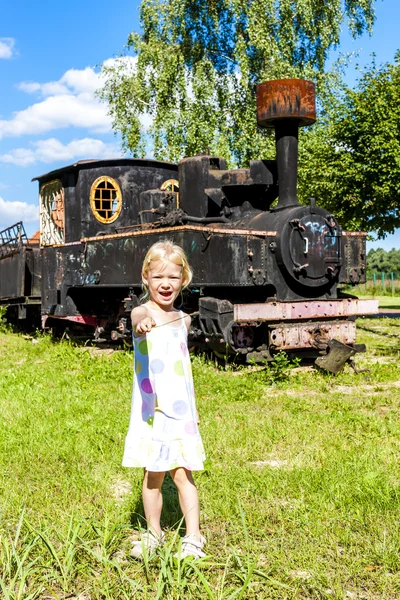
[
  {"x1": 170, "y1": 467, "x2": 201, "y2": 538},
  {"x1": 142, "y1": 469, "x2": 165, "y2": 537}
]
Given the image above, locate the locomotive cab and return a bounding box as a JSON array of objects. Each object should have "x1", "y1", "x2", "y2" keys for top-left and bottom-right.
[{"x1": 33, "y1": 159, "x2": 178, "y2": 333}]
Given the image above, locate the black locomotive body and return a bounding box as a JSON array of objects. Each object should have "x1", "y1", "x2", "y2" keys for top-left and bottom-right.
[
  {"x1": 0, "y1": 79, "x2": 377, "y2": 364},
  {"x1": 0, "y1": 223, "x2": 41, "y2": 323}
]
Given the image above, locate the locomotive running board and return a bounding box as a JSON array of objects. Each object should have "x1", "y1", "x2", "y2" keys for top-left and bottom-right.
[{"x1": 234, "y1": 298, "x2": 379, "y2": 322}]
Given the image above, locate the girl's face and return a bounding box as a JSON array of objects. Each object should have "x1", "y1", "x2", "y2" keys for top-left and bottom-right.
[{"x1": 143, "y1": 259, "x2": 183, "y2": 309}]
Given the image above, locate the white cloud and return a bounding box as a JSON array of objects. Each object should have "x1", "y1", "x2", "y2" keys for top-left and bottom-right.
[
  {"x1": 1, "y1": 65, "x2": 117, "y2": 140},
  {"x1": 17, "y1": 82, "x2": 41, "y2": 94},
  {"x1": 1, "y1": 58, "x2": 146, "y2": 141},
  {"x1": 0, "y1": 92, "x2": 111, "y2": 139},
  {"x1": 0, "y1": 148, "x2": 34, "y2": 166},
  {"x1": 0, "y1": 197, "x2": 38, "y2": 226},
  {"x1": 0, "y1": 38, "x2": 15, "y2": 60},
  {"x1": 18, "y1": 66, "x2": 105, "y2": 98},
  {"x1": 0, "y1": 137, "x2": 124, "y2": 166}
]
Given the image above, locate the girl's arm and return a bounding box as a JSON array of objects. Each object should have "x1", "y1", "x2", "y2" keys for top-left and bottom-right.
[
  {"x1": 183, "y1": 313, "x2": 198, "y2": 421},
  {"x1": 131, "y1": 306, "x2": 156, "y2": 335}
]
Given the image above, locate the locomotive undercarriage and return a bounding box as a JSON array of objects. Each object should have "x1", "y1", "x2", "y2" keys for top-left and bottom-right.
[
  {"x1": 195, "y1": 294, "x2": 374, "y2": 365},
  {"x1": 39, "y1": 280, "x2": 376, "y2": 374}
]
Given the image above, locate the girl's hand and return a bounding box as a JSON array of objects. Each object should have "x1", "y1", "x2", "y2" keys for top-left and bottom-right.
[
  {"x1": 135, "y1": 316, "x2": 156, "y2": 334},
  {"x1": 131, "y1": 307, "x2": 156, "y2": 335}
]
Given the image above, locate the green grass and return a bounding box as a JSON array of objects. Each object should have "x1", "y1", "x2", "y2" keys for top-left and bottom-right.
[
  {"x1": 348, "y1": 294, "x2": 400, "y2": 309},
  {"x1": 349, "y1": 295, "x2": 400, "y2": 310},
  {"x1": 375, "y1": 296, "x2": 400, "y2": 310},
  {"x1": 1, "y1": 326, "x2": 400, "y2": 598}
]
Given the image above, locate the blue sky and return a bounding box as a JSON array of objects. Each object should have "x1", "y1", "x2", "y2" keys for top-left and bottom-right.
[{"x1": 0, "y1": 0, "x2": 398, "y2": 251}]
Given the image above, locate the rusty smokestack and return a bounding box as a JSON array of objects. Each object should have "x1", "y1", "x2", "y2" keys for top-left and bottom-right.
[{"x1": 256, "y1": 79, "x2": 316, "y2": 210}]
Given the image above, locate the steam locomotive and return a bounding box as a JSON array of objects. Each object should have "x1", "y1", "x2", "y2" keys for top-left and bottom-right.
[{"x1": 0, "y1": 79, "x2": 377, "y2": 370}]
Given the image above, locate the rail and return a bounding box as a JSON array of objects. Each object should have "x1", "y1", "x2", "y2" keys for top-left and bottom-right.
[{"x1": 0, "y1": 222, "x2": 29, "y2": 259}]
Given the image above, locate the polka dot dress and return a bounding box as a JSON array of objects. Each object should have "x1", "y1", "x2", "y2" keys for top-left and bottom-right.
[{"x1": 122, "y1": 309, "x2": 206, "y2": 472}]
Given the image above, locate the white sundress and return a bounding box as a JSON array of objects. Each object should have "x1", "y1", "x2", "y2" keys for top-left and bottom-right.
[{"x1": 122, "y1": 309, "x2": 205, "y2": 472}]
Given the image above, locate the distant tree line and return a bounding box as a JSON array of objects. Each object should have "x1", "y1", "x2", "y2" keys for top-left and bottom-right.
[{"x1": 367, "y1": 248, "x2": 400, "y2": 275}]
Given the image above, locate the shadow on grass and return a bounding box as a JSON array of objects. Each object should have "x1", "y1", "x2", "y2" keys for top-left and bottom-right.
[
  {"x1": 357, "y1": 319, "x2": 400, "y2": 356},
  {"x1": 130, "y1": 472, "x2": 185, "y2": 534}
]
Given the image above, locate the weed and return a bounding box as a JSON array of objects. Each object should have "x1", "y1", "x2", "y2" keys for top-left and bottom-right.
[
  {"x1": 253, "y1": 351, "x2": 301, "y2": 385},
  {"x1": 0, "y1": 306, "x2": 10, "y2": 333}
]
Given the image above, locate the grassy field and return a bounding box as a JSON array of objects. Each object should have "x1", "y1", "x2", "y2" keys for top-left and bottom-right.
[
  {"x1": 375, "y1": 297, "x2": 400, "y2": 310},
  {"x1": 1, "y1": 318, "x2": 400, "y2": 599},
  {"x1": 344, "y1": 280, "x2": 400, "y2": 298},
  {"x1": 355, "y1": 296, "x2": 400, "y2": 310}
]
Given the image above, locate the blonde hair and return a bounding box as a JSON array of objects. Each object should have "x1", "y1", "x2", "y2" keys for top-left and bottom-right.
[{"x1": 141, "y1": 240, "x2": 193, "y2": 299}]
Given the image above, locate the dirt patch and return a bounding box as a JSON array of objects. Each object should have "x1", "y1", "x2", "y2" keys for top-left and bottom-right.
[
  {"x1": 266, "y1": 382, "x2": 400, "y2": 397},
  {"x1": 250, "y1": 459, "x2": 288, "y2": 468},
  {"x1": 366, "y1": 356, "x2": 397, "y2": 364},
  {"x1": 335, "y1": 381, "x2": 400, "y2": 394},
  {"x1": 82, "y1": 347, "x2": 115, "y2": 357},
  {"x1": 111, "y1": 477, "x2": 132, "y2": 502}
]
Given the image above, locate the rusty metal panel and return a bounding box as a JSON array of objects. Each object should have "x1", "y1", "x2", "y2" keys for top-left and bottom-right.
[
  {"x1": 340, "y1": 231, "x2": 367, "y2": 284},
  {"x1": 234, "y1": 298, "x2": 379, "y2": 322},
  {"x1": 0, "y1": 249, "x2": 25, "y2": 299},
  {"x1": 25, "y1": 247, "x2": 42, "y2": 297},
  {"x1": 42, "y1": 314, "x2": 98, "y2": 328},
  {"x1": 80, "y1": 230, "x2": 266, "y2": 288},
  {"x1": 268, "y1": 320, "x2": 356, "y2": 350}
]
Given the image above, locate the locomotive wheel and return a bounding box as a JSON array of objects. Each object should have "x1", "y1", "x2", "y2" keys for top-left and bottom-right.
[{"x1": 232, "y1": 325, "x2": 255, "y2": 349}]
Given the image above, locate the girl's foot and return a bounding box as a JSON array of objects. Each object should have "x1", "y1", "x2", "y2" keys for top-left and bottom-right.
[
  {"x1": 130, "y1": 531, "x2": 165, "y2": 559},
  {"x1": 175, "y1": 534, "x2": 206, "y2": 559}
]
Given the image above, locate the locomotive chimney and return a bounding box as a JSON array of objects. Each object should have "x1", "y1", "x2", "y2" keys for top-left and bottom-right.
[{"x1": 256, "y1": 79, "x2": 316, "y2": 210}]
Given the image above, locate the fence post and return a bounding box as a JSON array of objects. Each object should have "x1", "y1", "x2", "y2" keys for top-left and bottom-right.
[
  {"x1": 382, "y1": 272, "x2": 385, "y2": 292},
  {"x1": 373, "y1": 273, "x2": 377, "y2": 288},
  {"x1": 391, "y1": 272, "x2": 395, "y2": 296}
]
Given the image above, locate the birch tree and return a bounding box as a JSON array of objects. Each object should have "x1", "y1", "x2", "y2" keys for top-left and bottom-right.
[{"x1": 99, "y1": 0, "x2": 375, "y2": 164}]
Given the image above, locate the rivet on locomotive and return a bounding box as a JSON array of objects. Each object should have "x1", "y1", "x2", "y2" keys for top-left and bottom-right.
[{"x1": 0, "y1": 79, "x2": 378, "y2": 371}]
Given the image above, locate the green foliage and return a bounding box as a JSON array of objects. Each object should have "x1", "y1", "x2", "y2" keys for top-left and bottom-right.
[
  {"x1": 99, "y1": 0, "x2": 375, "y2": 165},
  {"x1": 0, "y1": 306, "x2": 10, "y2": 333},
  {"x1": 304, "y1": 52, "x2": 400, "y2": 236}
]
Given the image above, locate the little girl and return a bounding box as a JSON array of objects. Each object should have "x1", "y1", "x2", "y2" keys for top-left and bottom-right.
[{"x1": 122, "y1": 240, "x2": 206, "y2": 559}]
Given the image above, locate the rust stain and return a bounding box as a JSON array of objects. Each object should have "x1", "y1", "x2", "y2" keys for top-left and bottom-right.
[
  {"x1": 80, "y1": 225, "x2": 277, "y2": 243},
  {"x1": 342, "y1": 231, "x2": 367, "y2": 237},
  {"x1": 256, "y1": 79, "x2": 316, "y2": 128},
  {"x1": 268, "y1": 320, "x2": 356, "y2": 350}
]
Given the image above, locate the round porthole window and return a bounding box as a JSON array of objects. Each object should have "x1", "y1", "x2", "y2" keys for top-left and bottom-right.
[
  {"x1": 161, "y1": 178, "x2": 179, "y2": 207},
  {"x1": 160, "y1": 179, "x2": 179, "y2": 193},
  {"x1": 90, "y1": 176, "x2": 122, "y2": 224}
]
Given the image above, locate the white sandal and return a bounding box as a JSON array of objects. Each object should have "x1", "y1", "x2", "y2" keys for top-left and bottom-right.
[
  {"x1": 130, "y1": 531, "x2": 165, "y2": 559},
  {"x1": 175, "y1": 534, "x2": 206, "y2": 559}
]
